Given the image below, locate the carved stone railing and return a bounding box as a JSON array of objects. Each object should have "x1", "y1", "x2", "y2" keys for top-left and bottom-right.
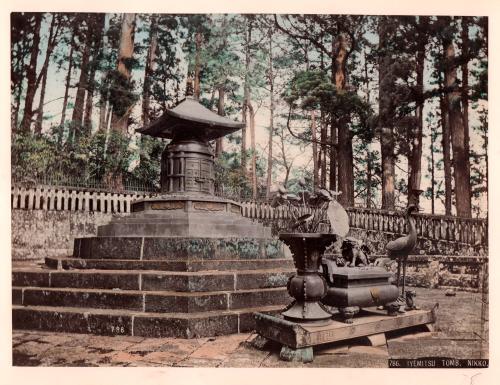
[
  {"x1": 239, "y1": 201, "x2": 488, "y2": 249},
  {"x1": 347, "y1": 207, "x2": 488, "y2": 249},
  {"x1": 11, "y1": 185, "x2": 487, "y2": 249}
]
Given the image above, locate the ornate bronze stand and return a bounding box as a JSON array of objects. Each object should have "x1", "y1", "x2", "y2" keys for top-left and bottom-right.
[{"x1": 280, "y1": 233, "x2": 337, "y2": 323}]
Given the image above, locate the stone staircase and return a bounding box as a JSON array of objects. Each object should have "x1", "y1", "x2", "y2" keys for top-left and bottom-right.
[{"x1": 12, "y1": 242, "x2": 294, "y2": 338}]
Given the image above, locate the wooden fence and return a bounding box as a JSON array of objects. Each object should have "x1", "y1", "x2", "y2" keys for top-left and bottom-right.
[
  {"x1": 11, "y1": 185, "x2": 154, "y2": 214},
  {"x1": 11, "y1": 185, "x2": 487, "y2": 247}
]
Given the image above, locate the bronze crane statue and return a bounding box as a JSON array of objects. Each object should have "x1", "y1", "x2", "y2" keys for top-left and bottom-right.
[{"x1": 386, "y1": 204, "x2": 419, "y2": 298}]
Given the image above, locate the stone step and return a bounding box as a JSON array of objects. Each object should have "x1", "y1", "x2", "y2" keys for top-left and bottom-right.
[
  {"x1": 12, "y1": 286, "x2": 292, "y2": 313},
  {"x1": 74, "y1": 237, "x2": 284, "y2": 260},
  {"x1": 12, "y1": 304, "x2": 284, "y2": 338},
  {"x1": 45, "y1": 256, "x2": 294, "y2": 272},
  {"x1": 12, "y1": 268, "x2": 295, "y2": 292}
]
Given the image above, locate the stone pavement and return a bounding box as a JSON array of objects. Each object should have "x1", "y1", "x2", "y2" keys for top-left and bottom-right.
[{"x1": 12, "y1": 287, "x2": 488, "y2": 367}]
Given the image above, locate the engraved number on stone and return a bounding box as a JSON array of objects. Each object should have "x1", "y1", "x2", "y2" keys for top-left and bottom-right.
[{"x1": 111, "y1": 325, "x2": 125, "y2": 334}]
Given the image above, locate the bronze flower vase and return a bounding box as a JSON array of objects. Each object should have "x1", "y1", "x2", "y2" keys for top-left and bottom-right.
[{"x1": 279, "y1": 233, "x2": 337, "y2": 323}]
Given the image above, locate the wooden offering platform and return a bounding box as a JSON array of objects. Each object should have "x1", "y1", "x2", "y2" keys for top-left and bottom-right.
[{"x1": 253, "y1": 306, "x2": 437, "y2": 362}]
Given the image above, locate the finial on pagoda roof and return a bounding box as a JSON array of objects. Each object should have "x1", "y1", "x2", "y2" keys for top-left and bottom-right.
[{"x1": 186, "y1": 76, "x2": 194, "y2": 98}]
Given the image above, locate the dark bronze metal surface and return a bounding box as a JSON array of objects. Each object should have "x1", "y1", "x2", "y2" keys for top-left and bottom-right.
[
  {"x1": 279, "y1": 233, "x2": 337, "y2": 322},
  {"x1": 138, "y1": 96, "x2": 245, "y2": 196},
  {"x1": 137, "y1": 97, "x2": 245, "y2": 141},
  {"x1": 160, "y1": 139, "x2": 215, "y2": 194}
]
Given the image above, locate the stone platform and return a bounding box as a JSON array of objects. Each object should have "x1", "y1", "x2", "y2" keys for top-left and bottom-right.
[
  {"x1": 12, "y1": 251, "x2": 294, "y2": 337},
  {"x1": 11, "y1": 213, "x2": 294, "y2": 338}
]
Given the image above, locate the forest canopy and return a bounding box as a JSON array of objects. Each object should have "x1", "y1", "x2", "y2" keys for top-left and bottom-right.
[{"x1": 10, "y1": 13, "x2": 488, "y2": 218}]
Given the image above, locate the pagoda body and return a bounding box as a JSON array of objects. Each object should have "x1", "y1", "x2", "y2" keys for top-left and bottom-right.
[
  {"x1": 139, "y1": 95, "x2": 244, "y2": 195},
  {"x1": 13, "y1": 94, "x2": 293, "y2": 339}
]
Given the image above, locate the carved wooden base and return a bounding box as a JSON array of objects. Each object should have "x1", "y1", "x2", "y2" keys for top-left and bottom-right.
[
  {"x1": 364, "y1": 332, "x2": 387, "y2": 347},
  {"x1": 254, "y1": 306, "x2": 437, "y2": 362}
]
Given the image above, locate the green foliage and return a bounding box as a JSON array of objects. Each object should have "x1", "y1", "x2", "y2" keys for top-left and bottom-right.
[
  {"x1": 11, "y1": 133, "x2": 57, "y2": 179},
  {"x1": 130, "y1": 136, "x2": 163, "y2": 188},
  {"x1": 214, "y1": 151, "x2": 252, "y2": 198},
  {"x1": 106, "y1": 70, "x2": 139, "y2": 117},
  {"x1": 11, "y1": 129, "x2": 136, "y2": 189},
  {"x1": 284, "y1": 69, "x2": 335, "y2": 111},
  {"x1": 284, "y1": 69, "x2": 374, "y2": 142}
]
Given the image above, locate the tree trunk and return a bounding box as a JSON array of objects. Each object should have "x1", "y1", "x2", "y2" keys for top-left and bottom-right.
[
  {"x1": 461, "y1": 16, "x2": 471, "y2": 201},
  {"x1": 12, "y1": 75, "x2": 23, "y2": 132},
  {"x1": 111, "y1": 13, "x2": 136, "y2": 134},
  {"x1": 142, "y1": 16, "x2": 158, "y2": 126},
  {"x1": 366, "y1": 152, "x2": 372, "y2": 208},
  {"x1": 380, "y1": 130, "x2": 396, "y2": 210},
  {"x1": 71, "y1": 23, "x2": 93, "y2": 141},
  {"x1": 284, "y1": 167, "x2": 291, "y2": 187},
  {"x1": 440, "y1": 91, "x2": 452, "y2": 216},
  {"x1": 249, "y1": 102, "x2": 258, "y2": 200},
  {"x1": 266, "y1": 31, "x2": 275, "y2": 199},
  {"x1": 105, "y1": 105, "x2": 113, "y2": 131},
  {"x1": 11, "y1": 21, "x2": 30, "y2": 133},
  {"x1": 444, "y1": 35, "x2": 471, "y2": 217},
  {"x1": 408, "y1": 42, "x2": 425, "y2": 206},
  {"x1": 215, "y1": 86, "x2": 225, "y2": 157},
  {"x1": 378, "y1": 18, "x2": 396, "y2": 210},
  {"x1": 59, "y1": 33, "x2": 75, "y2": 144},
  {"x1": 329, "y1": 123, "x2": 336, "y2": 191},
  {"x1": 83, "y1": 59, "x2": 97, "y2": 135},
  {"x1": 241, "y1": 102, "x2": 247, "y2": 173},
  {"x1": 311, "y1": 111, "x2": 319, "y2": 189},
  {"x1": 335, "y1": 33, "x2": 353, "y2": 206},
  {"x1": 320, "y1": 117, "x2": 327, "y2": 188},
  {"x1": 83, "y1": 14, "x2": 105, "y2": 135},
  {"x1": 34, "y1": 14, "x2": 58, "y2": 135},
  {"x1": 337, "y1": 121, "x2": 354, "y2": 206},
  {"x1": 194, "y1": 31, "x2": 202, "y2": 100},
  {"x1": 34, "y1": 72, "x2": 48, "y2": 135},
  {"x1": 20, "y1": 13, "x2": 42, "y2": 133},
  {"x1": 430, "y1": 134, "x2": 435, "y2": 215},
  {"x1": 98, "y1": 15, "x2": 110, "y2": 132},
  {"x1": 241, "y1": 20, "x2": 252, "y2": 176},
  {"x1": 106, "y1": 13, "x2": 136, "y2": 191}
]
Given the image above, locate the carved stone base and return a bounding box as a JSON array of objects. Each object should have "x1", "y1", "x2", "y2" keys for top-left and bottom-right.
[{"x1": 96, "y1": 195, "x2": 272, "y2": 239}]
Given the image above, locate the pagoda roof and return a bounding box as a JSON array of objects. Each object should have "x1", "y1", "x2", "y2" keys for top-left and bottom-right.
[{"x1": 136, "y1": 97, "x2": 245, "y2": 140}]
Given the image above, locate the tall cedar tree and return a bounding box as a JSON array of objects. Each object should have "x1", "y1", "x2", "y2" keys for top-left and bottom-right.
[
  {"x1": 442, "y1": 17, "x2": 472, "y2": 217},
  {"x1": 34, "y1": 14, "x2": 63, "y2": 135},
  {"x1": 20, "y1": 13, "x2": 42, "y2": 133},
  {"x1": 378, "y1": 16, "x2": 396, "y2": 210}
]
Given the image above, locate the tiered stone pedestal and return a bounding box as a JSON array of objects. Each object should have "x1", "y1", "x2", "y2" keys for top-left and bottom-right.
[{"x1": 12, "y1": 195, "x2": 294, "y2": 338}]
